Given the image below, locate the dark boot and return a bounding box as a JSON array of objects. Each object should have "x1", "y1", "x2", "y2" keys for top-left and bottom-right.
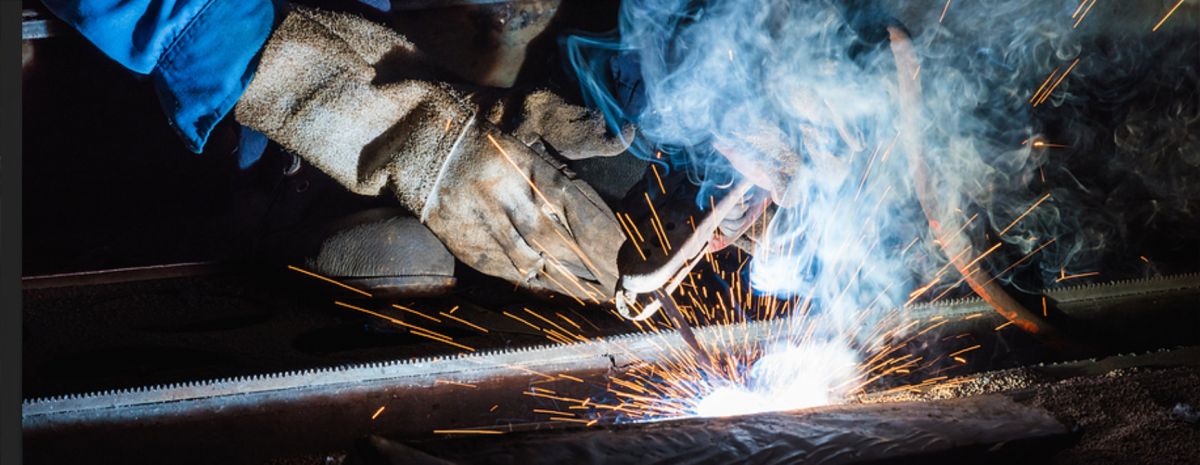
[
  {"x1": 301, "y1": 207, "x2": 456, "y2": 298},
  {"x1": 239, "y1": 147, "x2": 455, "y2": 299}
]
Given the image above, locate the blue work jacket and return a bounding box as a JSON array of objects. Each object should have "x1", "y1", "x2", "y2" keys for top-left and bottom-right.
[{"x1": 42, "y1": 0, "x2": 281, "y2": 154}]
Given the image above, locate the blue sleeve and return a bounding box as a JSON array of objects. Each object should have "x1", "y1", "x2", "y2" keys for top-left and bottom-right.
[{"x1": 42, "y1": 0, "x2": 280, "y2": 153}]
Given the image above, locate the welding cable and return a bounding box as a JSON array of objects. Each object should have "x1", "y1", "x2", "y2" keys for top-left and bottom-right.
[{"x1": 886, "y1": 26, "x2": 1070, "y2": 349}]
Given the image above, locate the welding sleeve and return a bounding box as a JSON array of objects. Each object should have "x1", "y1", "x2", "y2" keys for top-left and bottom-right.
[
  {"x1": 234, "y1": 6, "x2": 626, "y2": 300},
  {"x1": 40, "y1": 0, "x2": 281, "y2": 153}
]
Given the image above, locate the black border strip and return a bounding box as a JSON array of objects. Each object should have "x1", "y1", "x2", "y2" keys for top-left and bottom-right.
[{"x1": 3, "y1": 0, "x2": 25, "y2": 463}]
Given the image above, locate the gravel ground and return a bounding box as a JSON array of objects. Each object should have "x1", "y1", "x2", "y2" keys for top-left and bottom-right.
[
  {"x1": 1033, "y1": 366, "x2": 1200, "y2": 464},
  {"x1": 863, "y1": 354, "x2": 1200, "y2": 465}
]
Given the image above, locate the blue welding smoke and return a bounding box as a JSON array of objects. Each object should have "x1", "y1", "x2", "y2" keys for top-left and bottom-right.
[
  {"x1": 562, "y1": 0, "x2": 1199, "y2": 303},
  {"x1": 564, "y1": 0, "x2": 1200, "y2": 414}
]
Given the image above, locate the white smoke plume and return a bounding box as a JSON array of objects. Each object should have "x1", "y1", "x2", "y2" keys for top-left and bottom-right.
[{"x1": 575, "y1": 0, "x2": 1198, "y2": 414}]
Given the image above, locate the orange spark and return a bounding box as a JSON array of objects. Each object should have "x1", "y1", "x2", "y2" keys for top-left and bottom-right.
[
  {"x1": 938, "y1": 0, "x2": 953, "y2": 23},
  {"x1": 948, "y1": 344, "x2": 982, "y2": 358},
  {"x1": 336, "y1": 301, "x2": 428, "y2": 334},
  {"x1": 552, "y1": 417, "x2": 595, "y2": 424},
  {"x1": 371, "y1": 405, "x2": 386, "y2": 420},
  {"x1": 435, "y1": 380, "x2": 478, "y2": 388},
  {"x1": 558, "y1": 374, "x2": 585, "y2": 383},
  {"x1": 622, "y1": 212, "x2": 647, "y2": 243},
  {"x1": 288, "y1": 265, "x2": 372, "y2": 297},
  {"x1": 983, "y1": 237, "x2": 1057, "y2": 286},
  {"x1": 650, "y1": 164, "x2": 667, "y2": 194},
  {"x1": 533, "y1": 409, "x2": 575, "y2": 416},
  {"x1": 502, "y1": 311, "x2": 543, "y2": 332},
  {"x1": 1029, "y1": 139, "x2": 1070, "y2": 149},
  {"x1": 998, "y1": 193, "x2": 1052, "y2": 236},
  {"x1": 1071, "y1": 0, "x2": 1089, "y2": 18},
  {"x1": 1035, "y1": 58, "x2": 1080, "y2": 107},
  {"x1": 1152, "y1": 0, "x2": 1185, "y2": 32},
  {"x1": 1072, "y1": 0, "x2": 1098, "y2": 29},
  {"x1": 488, "y1": 133, "x2": 607, "y2": 284},
  {"x1": 410, "y1": 330, "x2": 477, "y2": 352},
  {"x1": 439, "y1": 311, "x2": 489, "y2": 333},
  {"x1": 644, "y1": 192, "x2": 673, "y2": 254},
  {"x1": 617, "y1": 213, "x2": 648, "y2": 261},
  {"x1": 1056, "y1": 270, "x2": 1100, "y2": 282},
  {"x1": 1029, "y1": 67, "x2": 1060, "y2": 104},
  {"x1": 392, "y1": 304, "x2": 441, "y2": 323},
  {"x1": 487, "y1": 133, "x2": 555, "y2": 208}
]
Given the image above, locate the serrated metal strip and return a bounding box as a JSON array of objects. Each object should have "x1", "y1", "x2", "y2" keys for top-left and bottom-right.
[
  {"x1": 22, "y1": 317, "x2": 794, "y2": 420},
  {"x1": 23, "y1": 274, "x2": 1199, "y2": 420}
]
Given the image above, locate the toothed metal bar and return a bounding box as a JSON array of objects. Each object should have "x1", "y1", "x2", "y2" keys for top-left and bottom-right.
[{"x1": 25, "y1": 274, "x2": 1199, "y2": 416}]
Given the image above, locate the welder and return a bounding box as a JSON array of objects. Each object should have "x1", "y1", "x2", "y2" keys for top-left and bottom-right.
[{"x1": 39, "y1": 0, "x2": 632, "y2": 301}]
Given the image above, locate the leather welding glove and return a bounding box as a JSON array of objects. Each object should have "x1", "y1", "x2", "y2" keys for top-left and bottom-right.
[
  {"x1": 485, "y1": 90, "x2": 632, "y2": 161},
  {"x1": 235, "y1": 6, "x2": 627, "y2": 302}
]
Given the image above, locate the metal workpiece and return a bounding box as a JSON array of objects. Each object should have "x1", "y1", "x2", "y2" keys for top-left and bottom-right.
[
  {"x1": 22, "y1": 273, "x2": 1200, "y2": 464},
  {"x1": 410, "y1": 394, "x2": 1070, "y2": 465},
  {"x1": 902, "y1": 273, "x2": 1200, "y2": 355},
  {"x1": 1047, "y1": 273, "x2": 1200, "y2": 309},
  {"x1": 898, "y1": 273, "x2": 1200, "y2": 319},
  {"x1": 23, "y1": 318, "x2": 755, "y2": 425},
  {"x1": 22, "y1": 319, "x2": 768, "y2": 464}
]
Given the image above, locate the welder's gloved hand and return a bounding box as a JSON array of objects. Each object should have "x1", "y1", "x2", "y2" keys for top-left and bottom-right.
[
  {"x1": 235, "y1": 7, "x2": 625, "y2": 302},
  {"x1": 485, "y1": 90, "x2": 633, "y2": 161}
]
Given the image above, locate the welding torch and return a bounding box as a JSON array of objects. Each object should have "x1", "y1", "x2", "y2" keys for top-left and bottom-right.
[{"x1": 614, "y1": 178, "x2": 763, "y2": 370}]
